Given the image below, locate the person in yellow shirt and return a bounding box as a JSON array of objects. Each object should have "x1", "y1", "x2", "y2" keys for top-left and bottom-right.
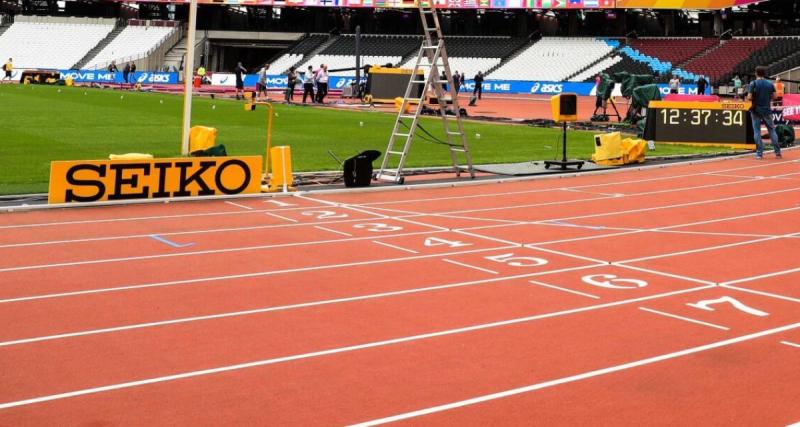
[
  {"x1": 775, "y1": 77, "x2": 785, "y2": 105},
  {"x1": 2, "y1": 58, "x2": 12, "y2": 81},
  {"x1": 197, "y1": 65, "x2": 207, "y2": 84}
]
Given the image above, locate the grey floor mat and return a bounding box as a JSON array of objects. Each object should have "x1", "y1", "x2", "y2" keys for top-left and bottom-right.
[{"x1": 474, "y1": 161, "x2": 616, "y2": 176}]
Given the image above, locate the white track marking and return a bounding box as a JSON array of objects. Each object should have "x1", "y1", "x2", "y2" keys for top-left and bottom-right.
[
  {"x1": 612, "y1": 263, "x2": 717, "y2": 286},
  {"x1": 0, "y1": 284, "x2": 715, "y2": 410},
  {"x1": 616, "y1": 236, "x2": 780, "y2": 264},
  {"x1": 562, "y1": 188, "x2": 624, "y2": 197},
  {"x1": 393, "y1": 178, "x2": 764, "y2": 218},
  {"x1": 530, "y1": 186, "x2": 800, "y2": 225},
  {"x1": 313, "y1": 226, "x2": 352, "y2": 237},
  {"x1": 638, "y1": 307, "x2": 730, "y2": 331},
  {"x1": 349, "y1": 322, "x2": 800, "y2": 426},
  {"x1": 452, "y1": 229, "x2": 524, "y2": 247},
  {"x1": 0, "y1": 245, "x2": 518, "y2": 304},
  {"x1": 264, "y1": 212, "x2": 299, "y2": 223},
  {"x1": 527, "y1": 280, "x2": 600, "y2": 299},
  {"x1": 224, "y1": 201, "x2": 254, "y2": 210},
  {"x1": 0, "y1": 264, "x2": 602, "y2": 348},
  {"x1": 0, "y1": 217, "x2": 390, "y2": 249},
  {"x1": 372, "y1": 241, "x2": 419, "y2": 254},
  {"x1": 719, "y1": 284, "x2": 800, "y2": 304},
  {"x1": 524, "y1": 244, "x2": 610, "y2": 265},
  {"x1": 780, "y1": 341, "x2": 800, "y2": 348},
  {"x1": 442, "y1": 259, "x2": 499, "y2": 275},
  {"x1": 346, "y1": 160, "x2": 778, "y2": 208},
  {"x1": 0, "y1": 204, "x2": 315, "y2": 229},
  {"x1": 719, "y1": 265, "x2": 800, "y2": 287},
  {"x1": 0, "y1": 229, "x2": 457, "y2": 273}
]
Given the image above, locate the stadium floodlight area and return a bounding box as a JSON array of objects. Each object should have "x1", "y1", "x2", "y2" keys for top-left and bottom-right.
[
  {"x1": 487, "y1": 37, "x2": 616, "y2": 82},
  {"x1": 83, "y1": 24, "x2": 177, "y2": 71},
  {"x1": 0, "y1": 16, "x2": 114, "y2": 69}
]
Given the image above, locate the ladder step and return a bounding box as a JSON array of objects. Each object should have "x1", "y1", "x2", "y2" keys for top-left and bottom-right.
[
  {"x1": 450, "y1": 148, "x2": 466, "y2": 152},
  {"x1": 393, "y1": 133, "x2": 411, "y2": 138},
  {"x1": 399, "y1": 114, "x2": 417, "y2": 119},
  {"x1": 446, "y1": 131, "x2": 463, "y2": 135},
  {"x1": 387, "y1": 150, "x2": 405, "y2": 155}
]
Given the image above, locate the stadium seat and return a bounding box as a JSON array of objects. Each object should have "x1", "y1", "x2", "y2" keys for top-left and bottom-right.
[
  {"x1": 487, "y1": 37, "x2": 616, "y2": 82},
  {"x1": 83, "y1": 24, "x2": 177, "y2": 70},
  {"x1": 0, "y1": 18, "x2": 114, "y2": 69}
]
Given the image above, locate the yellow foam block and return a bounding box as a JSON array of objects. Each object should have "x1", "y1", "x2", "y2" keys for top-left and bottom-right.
[
  {"x1": 265, "y1": 146, "x2": 295, "y2": 193},
  {"x1": 592, "y1": 131, "x2": 623, "y2": 164},
  {"x1": 108, "y1": 153, "x2": 154, "y2": 160},
  {"x1": 621, "y1": 138, "x2": 647, "y2": 164},
  {"x1": 189, "y1": 126, "x2": 218, "y2": 153}
]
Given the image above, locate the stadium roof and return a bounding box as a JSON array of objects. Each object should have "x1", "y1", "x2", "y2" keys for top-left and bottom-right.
[{"x1": 116, "y1": 0, "x2": 761, "y2": 9}]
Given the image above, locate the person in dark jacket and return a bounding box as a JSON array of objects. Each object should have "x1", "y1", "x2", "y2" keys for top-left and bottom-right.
[
  {"x1": 696, "y1": 75, "x2": 707, "y2": 95},
  {"x1": 747, "y1": 66, "x2": 781, "y2": 159},
  {"x1": 473, "y1": 71, "x2": 485, "y2": 100},
  {"x1": 234, "y1": 62, "x2": 247, "y2": 100}
]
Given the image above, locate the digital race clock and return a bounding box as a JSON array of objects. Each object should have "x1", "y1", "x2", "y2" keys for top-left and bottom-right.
[{"x1": 643, "y1": 101, "x2": 755, "y2": 146}]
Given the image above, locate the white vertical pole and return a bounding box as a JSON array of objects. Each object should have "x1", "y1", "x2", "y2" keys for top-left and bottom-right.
[{"x1": 180, "y1": 0, "x2": 198, "y2": 155}]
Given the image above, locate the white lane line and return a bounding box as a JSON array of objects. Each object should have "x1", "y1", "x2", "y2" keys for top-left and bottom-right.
[
  {"x1": 527, "y1": 280, "x2": 600, "y2": 299},
  {"x1": 612, "y1": 263, "x2": 717, "y2": 286},
  {"x1": 0, "y1": 229, "x2": 449, "y2": 273},
  {"x1": 349, "y1": 322, "x2": 800, "y2": 426},
  {"x1": 314, "y1": 226, "x2": 352, "y2": 237},
  {"x1": 265, "y1": 212, "x2": 299, "y2": 223},
  {"x1": 562, "y1": 188, "x2": 624, "y2": 197},
  {"x1": 0, "y1": 244, "x2": 515, "y2": 304},
  {"x1": 780, "y1": 341, "x2": 800, "y2": 348},
  {"x1": 350, "y1": 159, "x2": 775, "y2": 208},
  {"x1": 0, "y1": 284, "x2": 715, "y2": 410},
  {"x1": 616, "y1": 235, "x2": 780, "y2": 264},
  {"x1": 638, "y1": 307, "x2": 730, "y2": 331},
  {"x1": 524, "y1": 244, "x2": 610, "y2": 265},
  {"x1": 442, "y1": 259, "x2": 499, "y2": 275},
  {"x1": 372, "y1": 241, "x2": 419, "y2": 254},
  {"x1": 719, "y1": 265, "x2": 800, "y2": 287},
  {"x1": 399, "y1": 178, "x2": 764, "y2": 218},
  {"x1": 719, "y1": 284, "x2": 800, "y2": 304},
  {"x1": 224, "y1": 201, "x2": 254, "y2": 210},
  {"x1": 0, "y1": 264, "x2": 601, "y2": 348},
  {"x1": 0, "y1": 217, "x2": 381, "y2": 249}
]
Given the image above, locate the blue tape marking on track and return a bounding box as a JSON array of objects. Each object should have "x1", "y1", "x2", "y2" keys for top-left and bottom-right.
[{"x1": 148, "y1": 234, "x2": 195, "y2": 248}]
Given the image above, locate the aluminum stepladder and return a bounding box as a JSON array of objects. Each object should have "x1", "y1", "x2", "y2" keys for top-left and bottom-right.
[{"x1": 374, "y1": 1, "x2": 475, "y2": 184}]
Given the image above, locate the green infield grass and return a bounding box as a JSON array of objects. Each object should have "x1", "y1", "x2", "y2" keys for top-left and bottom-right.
[{"x1": 0, "y1": 84, "x2": 738, "y2": 195}]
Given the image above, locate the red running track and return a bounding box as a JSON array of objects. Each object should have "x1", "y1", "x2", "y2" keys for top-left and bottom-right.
[{"x1": 0, "y1": 151, "x2": 799, "y2": 425}]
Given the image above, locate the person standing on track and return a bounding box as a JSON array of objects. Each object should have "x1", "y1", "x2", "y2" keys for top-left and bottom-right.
[
  {"x1": 2, "y1": 58, "x2": 12, "y2": 81},
  {"x1": 285, "y1": 67, "x2": 297, "y2": 103},
  {"x1": 669, "y1": 75, "x2": 680, "y2": 94},
  {"x1": 234, "y1": 61, "x2": 247, "y2": 100},
  {"x1": 747, "y1": 66, "x2": 781, "y2": 160},
  {"x1": 257, "y1": 64, "x2": 269, "y2": 101},
  {"x1": 775, "y1": 77, "x2": 784, "y2": 105},
  {"x1": 453, "y1": 71, "x2": 461, "y2": 95},
  {"x1": 696, "y1": 75, "x2": 707, "y2": 95},
  {"x1": 302, "y1": 65, "x2": 315, "y2": 104},
  {"x1": 122, "y1": 62, "x2": 131, "y2": 85},
  {"x1": 315, "y1": 64, "x2": 329, "y2": 104},
  {"x1": 733, "y1": 75, "x2": 743, "y2": 99},
  {"x1": 129, "y1": 62, "x2": 137, "y2": 84},
  {"x1": 473, "y1": 71, "x2": 484, "y2": 100}
]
